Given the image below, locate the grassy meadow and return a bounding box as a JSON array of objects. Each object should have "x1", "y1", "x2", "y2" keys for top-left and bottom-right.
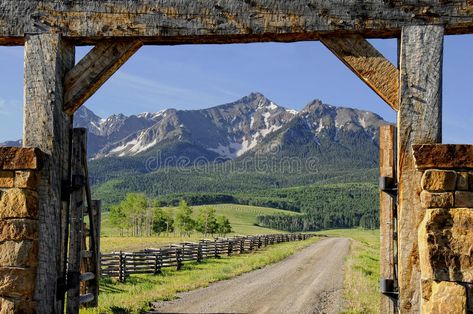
[{"x1": 100, "y1": 203, "x2": 300, "y2": 252}]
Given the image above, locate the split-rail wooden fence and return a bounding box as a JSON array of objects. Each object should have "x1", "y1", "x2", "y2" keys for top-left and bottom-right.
[{"x1": 101, "y1": 233, "x2": 314, "y2": 282}]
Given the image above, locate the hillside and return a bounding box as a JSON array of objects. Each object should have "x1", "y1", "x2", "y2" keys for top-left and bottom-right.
[
  {"x1": 94, "y1": 180, "x2": 378, "y2": 232},
  {"x1": 71, "y1": 93, "x2": 386, "y2": 185}
]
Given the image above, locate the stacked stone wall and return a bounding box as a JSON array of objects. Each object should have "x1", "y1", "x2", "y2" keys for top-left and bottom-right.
[
  {"x1": 0, "y1": 147, "x2": 42, "y2": 313},
  {"x1": 414, "y1": 144, "x2": 473, "y2": 314}
]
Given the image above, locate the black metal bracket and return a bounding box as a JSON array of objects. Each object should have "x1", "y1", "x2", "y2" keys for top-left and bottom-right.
[
  {"x1": 61, "y1": 175, "x2": 86, "y2": 200},
  {"x1": 379, "y1": 176, "x2": 398, "y2": 197},
  {"x1": 380, "y1": 278, "x2": 399, "y2": 301}
]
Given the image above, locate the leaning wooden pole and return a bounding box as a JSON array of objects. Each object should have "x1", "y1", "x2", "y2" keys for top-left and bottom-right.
[
  {"x1": 23, "y1": 33, "x2": 75, "y2": 314},
  {"x1": 397, "y1": 25, "x2": 444, "y2": 313}
]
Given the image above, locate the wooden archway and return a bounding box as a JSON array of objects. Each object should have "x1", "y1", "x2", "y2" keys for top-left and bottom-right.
[{"x1": 1, "y1": 1, "x2": 472, "y2": 313}]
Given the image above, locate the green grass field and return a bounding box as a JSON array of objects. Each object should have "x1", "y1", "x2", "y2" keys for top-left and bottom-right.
[{"x1": 100, "y1": 204, "x2": 300, "y2": 252}]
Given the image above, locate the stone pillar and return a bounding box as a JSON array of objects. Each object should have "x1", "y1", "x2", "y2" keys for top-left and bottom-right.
[
  {"x1": 413, "y1": 144, "x2": 473, "y2": 314},
  {"x1": 0, "y1": 147, "x2": 43, "y2": 313}
]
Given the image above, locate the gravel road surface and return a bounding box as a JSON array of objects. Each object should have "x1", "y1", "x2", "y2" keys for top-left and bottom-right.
[{"x1": 151, "y1": 237, "x2": 351, "y2": 314}]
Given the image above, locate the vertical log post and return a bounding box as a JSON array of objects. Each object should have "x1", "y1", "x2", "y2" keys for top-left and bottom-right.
[
  {"x1": 119, "y1": 252, "x2": 126, "y2": 282},
  {"x1": 154, "y1": 254, "x2": 161, "y2": 275},
  {"x1": 379, "y1": 125, "x2": 396, "y2": 314},
  {"x1": 175, "y1": 248, "x2": 182, "y2": 270},
  {"x1": 23, "y1": 33, "x2": 75, "y2": 314},
  {"x1": 197, "y1": 243, "x2": 203, "y2": 262},
  {"x1": 398, "y1": 25, "x2": 444, "y2": 313},
  {"x1": 88, "y1": 200, "x2": 101, "y2": 307},
  {"x1": 66, "y1": 129, "x2": 87, "y2": 314}
]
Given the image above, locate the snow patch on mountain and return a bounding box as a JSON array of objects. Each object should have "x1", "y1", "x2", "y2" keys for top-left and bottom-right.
[{"x1": 70, "y1": 93, "x2": 385, "y2": 161}]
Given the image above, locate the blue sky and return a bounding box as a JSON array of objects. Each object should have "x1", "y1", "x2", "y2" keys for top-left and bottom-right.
[{"x1": 0, "y1": 35, "x2": 472, "y2": 143}]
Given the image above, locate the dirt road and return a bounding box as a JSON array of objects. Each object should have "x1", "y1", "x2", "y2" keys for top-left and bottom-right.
[{"x1": 152, "y1": 237, "x2": 351, "y2": 314}]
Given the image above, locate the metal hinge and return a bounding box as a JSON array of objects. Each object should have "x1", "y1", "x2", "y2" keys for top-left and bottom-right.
[
  {"x1": 379, "y1": 176, "x2": 398, "y2": 197},
  {"x1": 61, "y1": 175, "x2": 86, "y2": 200},
  {"x1": 380, "y1": 278, "x2": 399, "y2": 300}
]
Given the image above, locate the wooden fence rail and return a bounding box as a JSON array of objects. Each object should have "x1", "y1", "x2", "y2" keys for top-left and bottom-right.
[{"x1": 101, "y1": 233, "x2": 315, "y2": 282}]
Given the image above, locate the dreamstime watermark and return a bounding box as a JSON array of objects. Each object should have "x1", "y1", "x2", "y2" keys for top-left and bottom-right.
[{"x1": 144, "y1": 144, "x2": 321, "y2": 175}]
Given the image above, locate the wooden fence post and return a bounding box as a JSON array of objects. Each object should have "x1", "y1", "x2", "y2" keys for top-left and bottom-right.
[
  {"x1": 87, "y1": 200, "x2": 101, "y2": 307},
  {"x1": 154, "y1": 254, "x2": 161, "y2": 274},
  {"x1": 380, "y1": 124, "x2": 396, "y2": 314},
  {"x1": 66, "y1": 129, "x2": 87, "y2": 314},
  {"x1": 118, "y1": 252, "x2": 125, "y2": 282},
  {"x1": 197, "y1": 243, "x2": 203, "y2": 262},
  {"x1": 176, "y1": 248, "x2": 182, "y2": 270},
  {"x1": 227, "y1": 240, "x2": 233, "y2": 256}
]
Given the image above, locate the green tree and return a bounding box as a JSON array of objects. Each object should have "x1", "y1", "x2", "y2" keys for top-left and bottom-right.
[
  {"x1": 109, "y1": 204, "x2": 127, "y2": 236},
  {"x1": 196, "y1": 207, "x2": 217, "y2": 237},
  {"x1": 153, "y1": 205, "x2": 174, "y2": 235},
  {"x1": 117, "y1": 193, "x2": 148, "y2": 236},
  {"x1": 175, "y1": 200, "x2": 195, "y2": 237},
  {"x1": 216, "y1": 215, "x2": 232, "y2": 237}
]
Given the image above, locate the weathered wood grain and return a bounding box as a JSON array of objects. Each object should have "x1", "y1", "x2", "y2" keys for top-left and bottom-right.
[
  {"x1": 23, "y1": 33, "x2": 75, "y2": 314},
  {"x1": 321, "y1": 35, "x2": 399, "y2": 111},
  {"x1": 64, "y1": 40, "x2": 142, "y2": 114},
  {"x1": 66, "y1": 129, "x2": 87, "y2": 314},
  {"x1": 397, "y1": 25, "x2": 444, "y2": 314},
  {"x1": 379, "y1": 124, "x2": 396, "y2": 314},
  {"x1": 1, "y1": 1, "x2": 473, "y2": 45},
  {"x1": 87, "y1": 200, "x2": 101, "y2": 307}
]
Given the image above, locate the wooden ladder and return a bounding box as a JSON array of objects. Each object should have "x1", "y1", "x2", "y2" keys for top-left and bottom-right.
[{"x1": 66, "y1": 128, "x2": 101, "y2": 313}]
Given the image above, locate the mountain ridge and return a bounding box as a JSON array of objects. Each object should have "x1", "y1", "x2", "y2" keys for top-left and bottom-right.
[
  {"x1": 1, "y1": 93, "x2": 388, "y2": 180},
  {"x1": 72, "y1": 92, "x2": 386, "y2": 163}
]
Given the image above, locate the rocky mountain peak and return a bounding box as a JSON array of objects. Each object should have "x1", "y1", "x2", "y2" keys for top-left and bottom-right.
[{"x1": 1, "y1": 93, "x2": 387, "y2": 165}]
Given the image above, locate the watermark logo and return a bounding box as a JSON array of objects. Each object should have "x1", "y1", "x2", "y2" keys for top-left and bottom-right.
[{"x1": 144, "y1": 144, "x2": 320, "y2": 175}]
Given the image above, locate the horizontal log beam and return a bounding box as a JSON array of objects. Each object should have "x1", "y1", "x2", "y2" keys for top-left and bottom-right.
[
  {"x1": 321, "y1": 35, "x2": 399, "y2": 111},
  {"x1": 1, "y1": 1, "x2": 473, "y2": 45},
  {"x1": 64, "y1": 40, "x2": 142, "y2": 115}
]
